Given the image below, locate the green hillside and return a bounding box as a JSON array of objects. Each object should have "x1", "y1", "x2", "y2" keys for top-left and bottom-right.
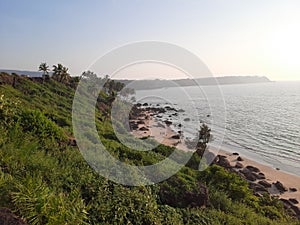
[{"x1": 0, "y1": 72, "x2": 299, "y2": 225}]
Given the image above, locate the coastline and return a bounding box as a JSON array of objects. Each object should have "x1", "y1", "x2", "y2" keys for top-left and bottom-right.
[
  {"x1": 211, "y1": 148, "x2": 300, "y2": 208},
  {"x1": 130, "y1": 106, "x2": 300, "y2": 212}
]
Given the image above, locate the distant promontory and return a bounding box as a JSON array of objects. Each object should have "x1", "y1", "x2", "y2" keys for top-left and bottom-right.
[{"x1": 117, "y1": 76, "x2": 271, "y2": 90}]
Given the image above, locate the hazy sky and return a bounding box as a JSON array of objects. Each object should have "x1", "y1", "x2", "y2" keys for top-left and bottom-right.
[{"x1": 1, "y1": 0, "x2": 300, "y2": 80}]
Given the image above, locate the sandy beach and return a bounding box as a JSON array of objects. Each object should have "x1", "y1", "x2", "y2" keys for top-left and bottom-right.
[
  {"x1": 130, "y1": 108, "x2": 300, "y2": 210},
  {"x1": 213, "y1": 149, "x2": 300, "y2": 208}
]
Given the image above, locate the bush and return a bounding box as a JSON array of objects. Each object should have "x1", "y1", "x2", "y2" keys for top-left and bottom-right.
[
  {"x1": 20, "y1": 110, "x2": 67, "y2": 141},
  {"x1": 160, "y1": 172, "x2": 208, "y2": 208},
  {"x1": 199, "y1": 165, "x2": 253, "y2": 202}
]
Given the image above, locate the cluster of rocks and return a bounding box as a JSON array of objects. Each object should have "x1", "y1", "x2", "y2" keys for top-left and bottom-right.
[
  {"x1": 132, "y1": 103, "x2": 189, "y2": 134},
  {"x1": 214, "y1": 153, "x2": 300, "y2": 219}
]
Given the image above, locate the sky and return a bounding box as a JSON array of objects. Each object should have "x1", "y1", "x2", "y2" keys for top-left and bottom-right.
[{"x1": 0, "y1": 0, "x2": 300, "y2": 81}]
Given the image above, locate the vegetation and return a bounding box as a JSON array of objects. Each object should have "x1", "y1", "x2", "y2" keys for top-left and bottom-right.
[{"x1": 0, "y1": 71, "x2": 299, "y2": 225}]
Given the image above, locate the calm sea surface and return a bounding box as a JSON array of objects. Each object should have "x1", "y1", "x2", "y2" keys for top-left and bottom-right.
[{"x1": 135, "y1": 81, "x2": 300, "y2": 176}]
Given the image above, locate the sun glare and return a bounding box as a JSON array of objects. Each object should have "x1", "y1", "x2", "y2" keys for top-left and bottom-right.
[{"x1": 266, "y1": 22, "x2": 300, "y2": 72}]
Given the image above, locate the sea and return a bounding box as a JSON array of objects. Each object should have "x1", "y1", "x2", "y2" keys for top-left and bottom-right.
[{"x1": 134, "y1": 81, "x2": 300, "y2": 177}]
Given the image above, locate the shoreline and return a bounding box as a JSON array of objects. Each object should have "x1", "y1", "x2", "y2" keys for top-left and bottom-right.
[{"x1": 130, "y1": 105, "x2": 300, "y2": 213}]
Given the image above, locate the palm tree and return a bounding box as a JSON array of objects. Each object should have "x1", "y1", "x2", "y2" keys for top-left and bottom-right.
[
  {"x1": 39, "y1": 63, "x2": 50, "y2": 82},
  {"x1": 61, "y1": 66, "x2": 69, "y2": 83},
  {"x1": 52, "y1": 64, "x2": 70, "y2": 83},
  {"x1": 52, "y1": 63, "x2": 63, "y2": 81},
  {"x1": 39, "y1": 63, "x2": 49, "y2": 75}
]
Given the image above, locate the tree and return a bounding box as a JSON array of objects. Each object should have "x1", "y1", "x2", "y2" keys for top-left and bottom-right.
[
  {"x1": 52, "y1": 64, "x2": 70, "y2": 83},
  {"x1": 185, "y1": 124, "x2": 211, "y2": 170},
  {"x1": 39, "y1": 63, "x2": 50, "y2": 82},
  {"x1": 81, "y1": 71, "x2": 97, "y2": 81},
  {"x1": 81, "y1": 71, "x2": 99, "y2": 96},
  {"x1": 39, "y1": 63, "x2": 49, "y2": 75}
]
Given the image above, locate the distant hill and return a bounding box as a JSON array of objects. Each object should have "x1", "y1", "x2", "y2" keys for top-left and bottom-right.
[
  {"x1": 117, "y1": 76, "x2": 272, "y2": 90},
  {"x1": 0, "y1": 69, "x2": 271, "y2": 90},
  {"x1": 0, "y1": 69, "x2": 45, "y2": 77}
]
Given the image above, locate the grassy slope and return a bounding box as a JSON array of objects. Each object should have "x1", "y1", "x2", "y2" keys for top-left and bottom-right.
[{"x1": 0, "y1": 73, "x2": 299, "y2": 225}]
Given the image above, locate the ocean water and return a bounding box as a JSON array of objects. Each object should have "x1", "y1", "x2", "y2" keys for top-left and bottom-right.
[{"x1": 135, "y1": 81, "x2": 300, "y2": 177}]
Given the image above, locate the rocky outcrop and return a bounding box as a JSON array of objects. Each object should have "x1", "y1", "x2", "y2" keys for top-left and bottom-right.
[
  {"x1": 235, "y1": 162, "x2": 243, "y2": 169},
  {"x1": 246, "y1": 165, "x2": 260, "y2": 173},
  {"x1": 249, "y1": 182, "x2": 268, "y2": 193},
  {"x1": 280, "y1": 199, "x2": 300, "y2": 219},
  {"x1": 273, "y1": 181, "x2": 288, "y2": 193},
  {"x1": 164, "y1": 120, "x2": 172, "y2": 126},
  {"x1": 289, "y1": 198, "x2": 299, "y2": 205},
  {"x1": 139, "y1": 126, "x2": 149, "y2": 131},
  {"x1": 130, "y1": 122, "x2": 139, "y2": 130},
  {"x1": 254, "y1": 172, "x2": 266, "y2": 180},
  {"x1": 290, "y1": 187, "x2": 298, "y2": 192},
  {"x1": 237, "y1": 156, "x2": 244, "y2": 161},
  {"x1": 240, "y1": 168, "x2": 257, "y2": 181},
  {"x1": 258, "y1": 180, "x2": 272, "y2": 188},
  {"x1": 215, "y1": 155, "x2": 231, "y2": 168},
  {"x1": 171, "y1": 134, "x2": 180, "y2": 139}
]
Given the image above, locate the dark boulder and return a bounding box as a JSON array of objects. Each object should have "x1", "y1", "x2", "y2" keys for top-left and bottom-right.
[
  {"x1": 142, "y1": 103, "x2": 148, "y2": 106},
  {"x1": 246, "y1": 165, "x2": 260, "y2": 173},
  {"x1": 249, "y1": 182, "x2": 268, "y2": 193},
  {"x1": 254, "y1": 172, "x2": 266, "y2": 180},
  {"x1": 290, "y1": 187, "x2": 298, "y2": 192},
  {"x1": 240, "y1": 168, "x2": 257, "y2": 181},
  {"x1": 235, "y1": 162, "x2": 244, "y2": 169},
  {"x1": 171, "y1": 134, "x2": 180, "y2": 139},
  {"x1": 164, "y1": 120, "x2": 172, "y2": 126},
  {"x1": 232, "y1": 152, "x2": 239, "y2": 156},
  {"x1": 258, "y1": 180, "x2": 272, "y2": 188},
  {"x1": 139, "y1": 127, "x2": 149, "y2": 131},
  {"x1": 130, "y1": 122, "x2": 139, "y2": 130},
  {"x1": 273, "y1": 181, "x2": 288, "y2": 193},
  {"x1": 164, "y1": 106, "x2": 176, "y2": 111},
  {"x1": 183, "y1": 118, "x2": 190, "y2": 122},
  {"x1": 216, "y1": 155, "x2": 231, "y2": 168},
  {"x1": 280, "y1": 198, "x2": 293, "y2": 209},
  {"x1": 137, "y1": 120, "x2": 145, "y2": 124},
  {"x1": 237, "y1": 156, "x2": 244, "y2": 161},
  {"x1": 289, "y1": 198, "x2": 299, "y2": 205},
  {"x1": 290, "y1": 205, "x2": 300, "y2": 217}
]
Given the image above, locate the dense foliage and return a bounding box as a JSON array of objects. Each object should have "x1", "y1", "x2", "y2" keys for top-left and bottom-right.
[{"x1": 0, "y1": 72, "x2": 299, "y2": 224}]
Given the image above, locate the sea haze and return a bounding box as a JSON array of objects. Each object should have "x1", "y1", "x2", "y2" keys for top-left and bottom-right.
[{"x1": 135, "y1": 81, "x2": 300, "y2": 177}]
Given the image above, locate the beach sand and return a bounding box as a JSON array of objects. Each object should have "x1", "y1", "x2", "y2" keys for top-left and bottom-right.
[
  {"x1": 213, "y1": 149, "x2": 300, "y2": 207},
  {"x1": 130, "y1": 109, "x2": 300, "y2": 208}
]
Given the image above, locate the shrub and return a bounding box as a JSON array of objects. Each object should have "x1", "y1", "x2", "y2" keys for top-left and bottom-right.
[{"x1": 19, "y1": 110, "x2": 67, "y2": 141}]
